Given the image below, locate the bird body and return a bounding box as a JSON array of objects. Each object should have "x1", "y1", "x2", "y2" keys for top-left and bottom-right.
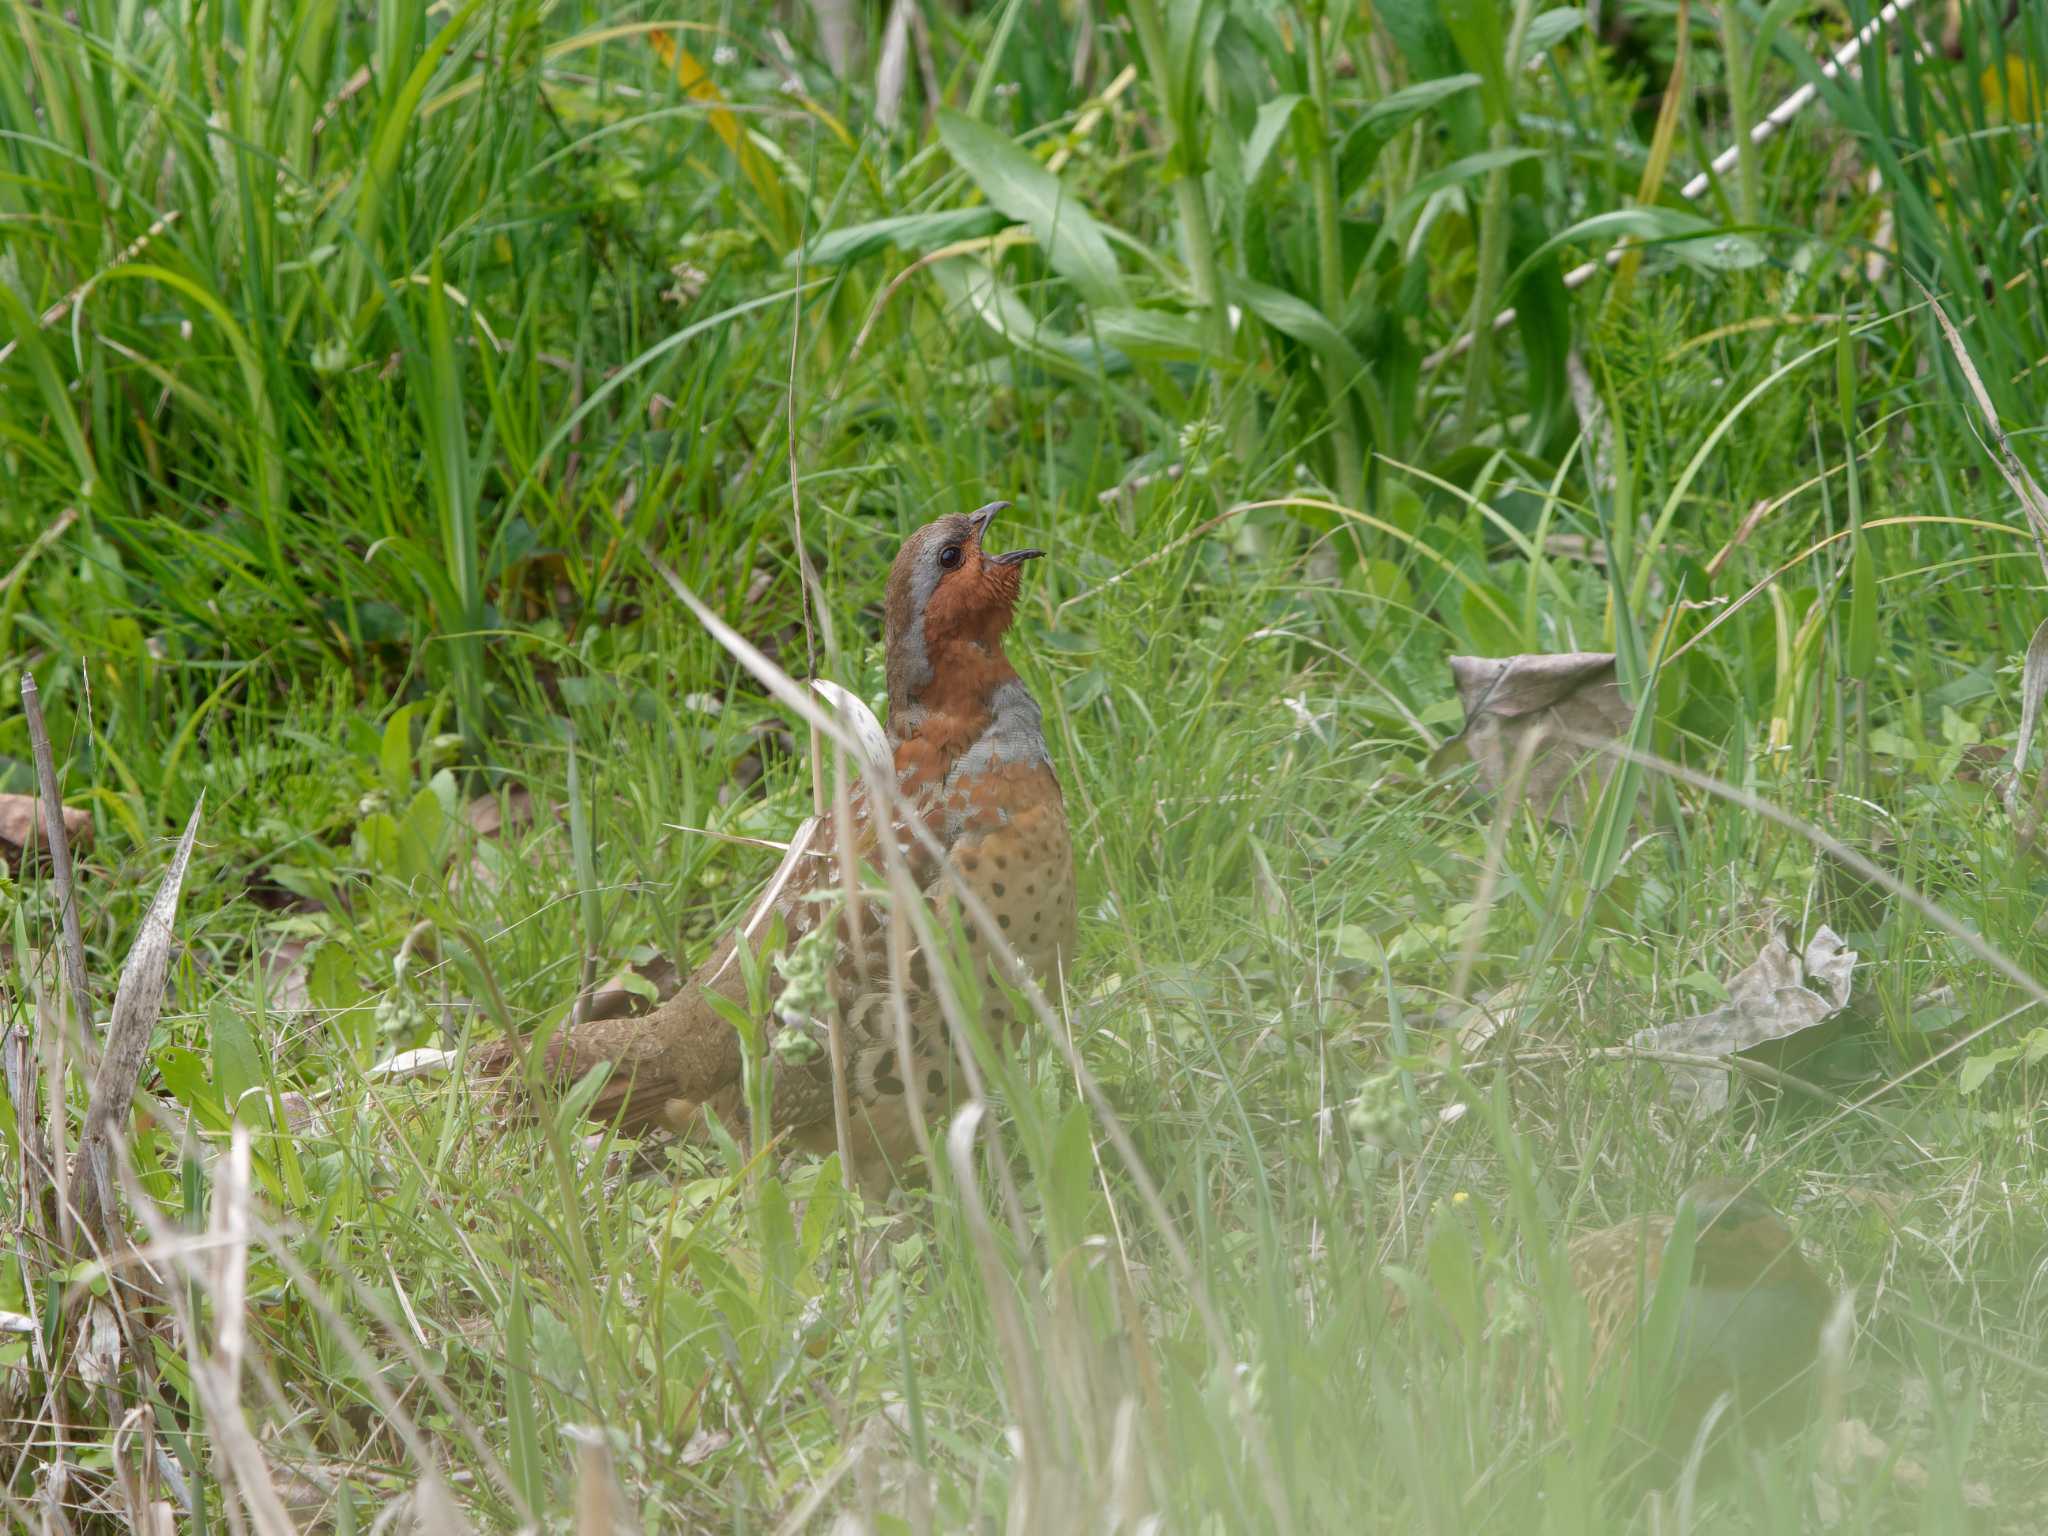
[
  {"x1": 1567, "y1": 1179, "x2": 1830, "y2": 1460},
  {"x1": 477, "y1": 504, "x2": 1073, "y2": 1194}
]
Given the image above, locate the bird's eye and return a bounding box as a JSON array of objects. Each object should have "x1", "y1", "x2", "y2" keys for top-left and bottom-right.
[{"x1": 938, "y1": 544, "x2": 963, "y2": 570}]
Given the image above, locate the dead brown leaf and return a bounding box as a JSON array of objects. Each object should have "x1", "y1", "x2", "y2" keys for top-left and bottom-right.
[
  {"x1": 1431, "y1": 653, "x2": 1631, "y2": 825},
  {"x1": 1629, "y1": 927, "x2": 1857, "y2": 1113},
  {"x1": 259, "y1": 938, "x2": 312, "y2": 1023},
  {"x1": 463, "y1": 783, "x2": 536, "y2": 839},
  {"x1": 0, "y1": 792, "x2": 91, "y2": 872}
]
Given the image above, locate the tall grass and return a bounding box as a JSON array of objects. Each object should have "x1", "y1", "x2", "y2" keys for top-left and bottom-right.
[{"x1": 3, "y1": 0, "x2": 2046, "y2": 1529}]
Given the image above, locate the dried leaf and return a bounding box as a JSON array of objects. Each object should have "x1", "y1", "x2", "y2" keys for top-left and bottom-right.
[
  {"x1": 1630, "y1": 927, "x2": 1857, "y2": 1113},
  {"x1": 569, "y1": 1423, "x2": 631, "y2": 1536},
  {"x1": 874, "y1": 0, "x2": 914, "y2": 130},
  {"x1": 2004, "y1": 616, "x2": 2048, "y2": 818},
  {"x1": 1437, "y1": 982, "x2": 1533, "y2": 1052},
  {"x1": 0, "y1": 791, "x2": 91, "y2": 871},
  {"x1": 71, "y1": 798, "x2": 203, "y2": 1247},
  {"x1": 810, "y1": 679, "x2": 889, "y2": 770},
  {"x1": 1433, "y1": 652, "x2": 1631, "y2": 825},
  {"x1": 364, "y1": 1047, "x2": 458, "y2": 1085},
  {"x1": 807, "y1": 0, "x2": 861, "y2": 80},
  {"x1": 258, "y1": 938, "x2": 312, "y2": 1023},
  {"x1": 679, "y1": 1426, "x2": 732, "y2": 1467},
  {"x1": 463, "y1": 783, "x2": 536, "y2": 839},
  {"x1": 75, "y1": 1300, "x2": 121, "y2": 1388}
]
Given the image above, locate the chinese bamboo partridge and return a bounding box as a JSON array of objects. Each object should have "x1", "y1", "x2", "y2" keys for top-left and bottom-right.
[
  {"x1": 476, "y1": 502, "x2": 1075, "y2": 1194},
  {"x1": 1568, "y1": 1178, "x2": 1831, "y2": 1463}
]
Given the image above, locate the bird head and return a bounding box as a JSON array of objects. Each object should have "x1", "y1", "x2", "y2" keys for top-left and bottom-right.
[
  {"x1": 884, "y1": 501, "x2": 1044, "y2": 727},
  {"x1": 1677, "y1": 1178, "x2": 1813, "y2": 1291}
]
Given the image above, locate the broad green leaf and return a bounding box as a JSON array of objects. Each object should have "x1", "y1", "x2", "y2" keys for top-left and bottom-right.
[
  {"x1": 1243, "y1": 93, "x2": 1310, "y2": 185},
  {"x1": 1229, "y1": 276, "x2": 1368, "y2": 382},
  {"x1": 357, "y1": 811, "x2": 402, "y2": 876},
  {"x1": 211, "y1": 995, "x2": 267, "y2": 1114},
  {"x1": 380, "y1": 702, "x2": 417, "y2": 798},
  {"x1": 1340, "y1": 74, "x2": 1484, "y2": 190},
  {"x1": 157, "y1": 1047, "x2": 231, "y2": 1133},
  {"x1": 1442, "y1": 0, "x2": 1509, "y2": 115},
  {"x1": 1425, "y1": 1214, "x2": 1481, "y2": 1347},
  {"x1": 1163, "y1": 0, "x2": 1229, "y2": 151},
  {"x1": 929, "y1": 257, "x2": 1128, "y2": 374},
  {"x1": 757, "y1": 1175, "x2": 798, "y2": 1300},
  {"x1": 1517, "y1": 7, "x2": 1587, "y2": 68},
  {"x1": 1389, "y1": 147, "x2": 1544, "y2": 230},
  {"x1": 1363, "y1": 72, "x2": 1486, "y2": 130},
  {"x1": 801, "y1": 208, "x2": 1002, "y2": 266},
  {"x1": 937, "y1": 109, "x2": 1126, "y2": 307},
  {"x1": 1498, "y1": 208, "x2": 1765, "y2": 300},
  {"x1": 1959, "y1": 1051, "x2": 2009, "y2": 1094},
  {"x1": 1375, "y1": 0, "x2": 1464, "y2": 79},
  {"x1": 400, "y1": 784, "x2": 450, "y2": 884},
  {"x1": 1093, "y1": 306, "x2": 1231, "y2": 365},
  {"x1": 506, "y1": 1274, "x2": 544, "y2": 1517},
  {"x1": 800, "y1": 1157, "x2": 845, "y2": 1264}
]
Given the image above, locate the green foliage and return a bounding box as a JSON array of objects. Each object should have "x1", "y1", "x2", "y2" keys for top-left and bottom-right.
[{"x1": 3, "y1": 0, "x2": 2047, "y2": 1529}]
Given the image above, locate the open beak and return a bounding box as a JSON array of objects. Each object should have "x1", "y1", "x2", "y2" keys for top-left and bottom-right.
[{"x1": 969, "y1": 500, "x2": 1045, "y2": 566}]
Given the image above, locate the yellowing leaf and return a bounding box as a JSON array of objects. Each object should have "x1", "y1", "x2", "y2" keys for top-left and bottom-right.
[
  {"x1": 647, "y1": 31, "x2": 788, "y2": 233},
  {"x1": 1981, "y1": 54, "x2": 2045, "y2": 124}
]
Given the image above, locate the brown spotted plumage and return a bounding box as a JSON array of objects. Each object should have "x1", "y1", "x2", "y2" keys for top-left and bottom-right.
[
  {"x1": 1566, "y1": 1179, "x2": 1830, "y2": 1463},
  {"x1": 475, "y1": 503, "x2": 1074, "y2": 1193}
]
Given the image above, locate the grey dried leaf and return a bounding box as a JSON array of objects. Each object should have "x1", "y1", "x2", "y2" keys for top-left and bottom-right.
[
  {"x1": 1442, "y1": 982, "x2": 1532, "y2": 1053},
  {"x1": 679, "y1": 1426, "x2": 733, "y2": 1467},
  {"x1": 2003, "y1": 616, "x2": 2048, "y2": 818},
  {"x1": 1433, "y1": 652, "x2": 1631, "y2": 825},
  {"x1": 1629, "y1": 927, "x2": 1857, "y2": 1113},
  {"x1": 875, "y1": 0, "x2": 913, "y2": 131},
  {"x1": 807, "y1": 0, "x2": 861, "y2": 80},
  {"x1": 72, "y1": 798, "x2": 203, "y2": 1247},
  {"x1": 371, "y1": 1475, "x2": 473, "y2": 1536},
  {"x1": 76, "y1": 1300, "x2": 121, "y2": 1388},
  {"x1": 259, "y1": 938, "x2": 312, "y2": 1022}
]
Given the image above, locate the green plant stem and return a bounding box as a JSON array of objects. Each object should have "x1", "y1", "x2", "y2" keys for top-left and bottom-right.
[
  {"x1": 1461, "y1": 0, "x2": 1540, "y2": 433},
  {"x1": 1720, "y1": 0, "x2": 1761, "y2": 224},
  {"x1": 1123, "y1": 0, "x2": 1235, "y2": 402},
  {"x1": 1304, "y1": 3, "x2": 1366, "y2": 511}
]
